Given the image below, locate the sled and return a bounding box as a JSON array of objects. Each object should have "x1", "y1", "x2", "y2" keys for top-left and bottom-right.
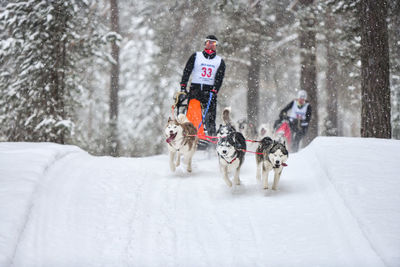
[
  {"x1": 186, "y1": 99, "x2": 205, "y2": 137},
  {"x1": 275, "y1": 120, "x2": 292, "y2": 146}
]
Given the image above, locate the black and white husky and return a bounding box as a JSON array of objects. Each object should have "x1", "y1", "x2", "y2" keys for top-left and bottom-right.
[
  {"x1": 256, "y1": 137, "x2": 289, "y2": 190},
  {"x1": 216, "y1": 107, "x2": 236, "y2": 138},
  {"x1": 237, "y1": 119, "x2": 257, "y2": 140},
  {"x1": 165, "y1": 114, "x2": 198, "y2": 173},
  {"x1": 216, "y1": 132, "x2": 246, "y2": 187}
]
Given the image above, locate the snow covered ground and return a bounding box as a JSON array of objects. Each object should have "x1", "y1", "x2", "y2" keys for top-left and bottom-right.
[{"x1": 0, "y1": 137, "x2": 399, "y2": 267}]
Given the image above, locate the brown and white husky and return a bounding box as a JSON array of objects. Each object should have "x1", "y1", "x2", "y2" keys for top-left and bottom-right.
[{"x1": 165, "y1": 114, "x2": 198, "y2": 173}]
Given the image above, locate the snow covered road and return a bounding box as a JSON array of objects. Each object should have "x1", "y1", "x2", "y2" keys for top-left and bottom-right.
[{"x1": 1, "y1": 138, "x2": 399, "y2": 267}]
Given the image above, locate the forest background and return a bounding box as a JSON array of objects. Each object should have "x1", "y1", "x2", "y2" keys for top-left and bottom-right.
[{"x1": 0, "y1": 0, "x2": 398, "y2": 157}]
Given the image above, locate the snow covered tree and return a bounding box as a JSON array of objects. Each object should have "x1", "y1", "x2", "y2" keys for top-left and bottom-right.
[
  {"x1": 218, "y1": 0, "x2": 295, "y2": 128},
  {"x1": 360, "y1": 0, "x2": 391, "y2": 138},
  {"x1": 0, "y1": 0, "x2": 104, "y2": 143},
  {"x1": 317, "y1": 0, "x2": 362, "y2": 137},
  {"x1": 323, "y1": 6, "x2": 339, "y2": 136},
  {"x1": 297, "y1": 0, "x2": 318, "y2": 145}
]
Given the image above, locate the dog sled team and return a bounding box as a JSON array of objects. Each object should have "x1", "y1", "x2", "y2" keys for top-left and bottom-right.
[{"x1": 164, "y1": 35, "x2": 312, "y2": 191}]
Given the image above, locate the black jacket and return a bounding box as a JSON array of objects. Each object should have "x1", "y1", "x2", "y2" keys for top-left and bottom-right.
[{"x1": 180, "y1": 50, "x2": 226, "y2": 103}]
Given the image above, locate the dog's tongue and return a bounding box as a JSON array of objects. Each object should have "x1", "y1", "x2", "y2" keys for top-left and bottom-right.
[
  {"x1": 166, "y1": 133, "x2": 177, "y2": 144},
  {"x1": 282, "y1": 163, "x2": 288, "y2": 167}
]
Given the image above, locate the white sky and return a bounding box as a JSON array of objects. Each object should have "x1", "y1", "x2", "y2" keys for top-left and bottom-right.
[{"x1": 0, "y1": 137, "x2": 399, "y2": 267}]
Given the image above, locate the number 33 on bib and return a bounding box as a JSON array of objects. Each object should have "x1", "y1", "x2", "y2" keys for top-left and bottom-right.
[{"x1": 191, "y1": 51, "x2": 222, "y2": 85}]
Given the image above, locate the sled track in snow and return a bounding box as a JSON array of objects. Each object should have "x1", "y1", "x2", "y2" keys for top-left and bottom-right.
[{"x1": 9, "y1": 150, "x2": 80, "y2": 266}]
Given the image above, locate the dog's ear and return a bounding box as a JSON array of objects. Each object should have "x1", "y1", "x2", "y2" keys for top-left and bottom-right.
[{"x1": 168, "y1": 117, "x2": 172, "y2": 122}]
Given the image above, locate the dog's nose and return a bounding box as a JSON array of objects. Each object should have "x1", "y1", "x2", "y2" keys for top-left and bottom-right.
[
  {"x1": 275, "y1": 160, "x2": 280, "y2": 164},
  {"x1": 170, "y1": 130, "x2": 174, "y2": 134},
  {"x1": 222, "y1": 150, "x2": 227, "y2": 154}
]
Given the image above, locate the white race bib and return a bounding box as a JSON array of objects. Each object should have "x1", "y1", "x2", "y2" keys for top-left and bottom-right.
[
  {"x1": 289, "y1": 102, "x2": 309, "y2": 120},
  {"x1": 191, "y1": 52, "x2": 222, "y2": 85}
]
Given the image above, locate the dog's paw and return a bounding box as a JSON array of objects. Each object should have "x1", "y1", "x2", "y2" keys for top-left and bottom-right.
[
  {"x1": 263, "y1": 186, "x2": 268, "y2": 190},
  {"x1": 225, "y1": 180, "x2": 233, "y2": 187}
]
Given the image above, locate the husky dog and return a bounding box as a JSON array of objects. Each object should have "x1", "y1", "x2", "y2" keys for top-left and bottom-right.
[
  {"x1": 258, "y1": 123, "x2": 272, "y2": 141},
  {"x1": 216, "y1": 132, "x2": 246, "y2": 187},
  {"x1": 216, "y1": 107, "x2": 236, "y2": 138},
  {"x1": 237, "y1": 119, "x2": 257, "y2": 140},
  {"x1": 256, "y1": 137, "x2": 289, "y2": 190},
  {"x1": 274, "y1": 130, "x2": 288, "y2": 149},
  {"x1": 165, "y1": 114, "x2": 198, "y2": 172}
]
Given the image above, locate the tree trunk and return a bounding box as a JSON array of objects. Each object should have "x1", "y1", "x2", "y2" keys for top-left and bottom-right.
[
  {"x1": 299, "y1": 0, "x2": 317, "y2": 146},
  {"x1": 247, "y1": 38, "x2": 261, "y2": 128},
  {"x1": 109, "y1": 0, "x2": 120, "y2": 156},
  {"x1": 246, "y1": 0, "x2": 261, "y2": 128},
  {"x1": 390, "y1": 2, "x2": 400, "y2": 139},
  {"x1": 325, "y1": 8, "x2": 338, "y2": 136},
  {"x1": 360, "y1": 0, "x2": 391, "y2": 138}
]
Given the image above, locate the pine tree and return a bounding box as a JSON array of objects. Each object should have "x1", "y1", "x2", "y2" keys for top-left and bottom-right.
[
  {"x1": 388, "y1": 0, "x2": 400, "y2": 139},
  {"x1": 298, "y1": 0, "x2": 318, "y2": 146},
  {"x1": 108, "y1": 0, "x2": 120, "y2": 156},
  {"x1": 0, "y1": 0, "x2": 103, "y2": 143},
  {"x1": 318, "y1": 0, "x2": 362, "y2": 137},
  {"x1": 360, "y1": 0, "x2": 391, "y2": 138},
  {"x1": 323, "y1": 6, "x2": 338, "y2": 136}
]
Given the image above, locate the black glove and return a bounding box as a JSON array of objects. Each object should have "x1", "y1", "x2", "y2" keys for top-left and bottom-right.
[
  {"x1": 178, "y1": 92, "x2": 187, "y2": 103},
  {"x1": 210, "y1": 88, "x2": 217, "y2": 100},
  {"x1": 180, "y1": 83, "x2": 187, "y2": 93}
]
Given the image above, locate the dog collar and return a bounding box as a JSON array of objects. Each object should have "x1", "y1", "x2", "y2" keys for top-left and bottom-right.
[
  {"x1": 228, "y1": 157, "x2": 237, "y2": 164},
  {"x1": 221, "y1": 155, "x2": 237, "y2": 164}
]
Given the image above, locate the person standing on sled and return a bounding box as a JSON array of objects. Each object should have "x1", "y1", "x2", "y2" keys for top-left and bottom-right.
[
  {"x1": 275, "y1": 90, "x2": 312, "y2": 152},
  {"x1": 179, "y1": 35, "x2": 226, "y2": 150}
]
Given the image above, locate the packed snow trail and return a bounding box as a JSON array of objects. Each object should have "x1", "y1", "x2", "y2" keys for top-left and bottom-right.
[{"x1": 1, "y1": 138, "x2": 398, "y2": 266}]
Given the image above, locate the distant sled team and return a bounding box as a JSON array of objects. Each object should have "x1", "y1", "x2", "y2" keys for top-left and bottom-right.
[{"x1": 165, "y1": 107, "x2": 289, "y2": 192}]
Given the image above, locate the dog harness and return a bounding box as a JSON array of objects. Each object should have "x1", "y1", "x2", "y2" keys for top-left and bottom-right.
[{"x1": 220, "y1": 152, "x2": 237, "y2": 165}]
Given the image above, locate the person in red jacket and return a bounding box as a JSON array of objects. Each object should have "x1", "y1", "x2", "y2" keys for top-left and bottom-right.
[{"x1": 179, "y1": 35, "x2": 226, "y2": 149}]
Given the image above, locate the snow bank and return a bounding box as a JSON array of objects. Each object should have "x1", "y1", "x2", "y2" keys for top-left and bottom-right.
[
  {"x1": 302, "y1": 137, "x2": 400, "y2": 267},
  {"x1": 0, "y1": 143, "x2": 81, "y2": 266}
]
